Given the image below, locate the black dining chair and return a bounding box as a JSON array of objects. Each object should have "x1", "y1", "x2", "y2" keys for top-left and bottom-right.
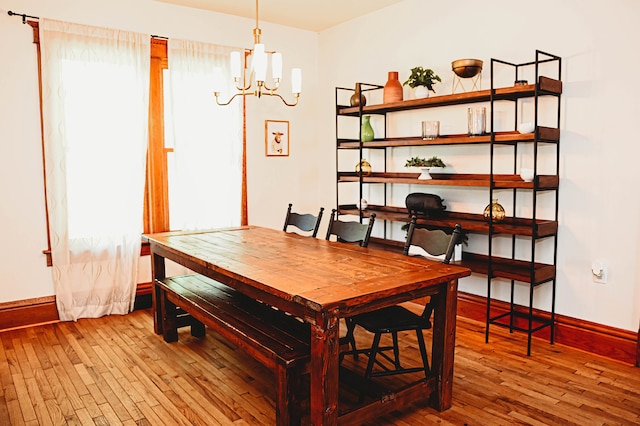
[
  {"x1": 325, "y1": 209, "x2": 376, "y2": 247},
  {"x1": 283, "y1": 203, "x2": 324, "y2": 237},
  {"x1": 345, "y1": 216, "x2": 462, "y2": 381}
]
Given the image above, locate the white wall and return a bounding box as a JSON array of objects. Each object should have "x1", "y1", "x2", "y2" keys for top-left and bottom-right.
[
  {"x1": 1, "y1": 0, "x2": 638, "y2": 333},
  {"x1": 318, "y1": 0, "x2": 640, "y2": 332},
  {"x1": 0, "y1": 0, "x2": 318, "y2": 302}
]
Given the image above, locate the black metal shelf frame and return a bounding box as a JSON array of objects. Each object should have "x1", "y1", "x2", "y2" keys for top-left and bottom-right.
[{"x1": 487, "y1": 50, "x2": 562, "y2": 355}]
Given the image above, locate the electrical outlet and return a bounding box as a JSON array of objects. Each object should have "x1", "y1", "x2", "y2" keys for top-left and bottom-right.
[{"x1": 591, "y1": 262, "x2": 607, "y2": 284}]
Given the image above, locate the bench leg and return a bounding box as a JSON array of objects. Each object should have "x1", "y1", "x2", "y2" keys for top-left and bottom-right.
[
  {"x1": 275, "y1": 364, "x2": 302, "y2": 426},
  {"x1": 190, "y1": 319, "x2": 206, "y2": 338},
  {"x1": 161, "y1": 290, "x2": 179, "y2": 343}
]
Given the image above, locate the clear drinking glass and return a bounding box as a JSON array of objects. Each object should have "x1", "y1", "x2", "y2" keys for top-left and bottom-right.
[
  {"x1": 421, "y1": 120, "x2": 440, "y2": 140},
  {"x1": 467, "y1": 107, "x2": 486, "y2": 136}
]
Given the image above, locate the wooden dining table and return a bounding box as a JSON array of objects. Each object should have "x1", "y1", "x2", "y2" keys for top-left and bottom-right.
[{"x1": 144, "y1": 226, "x2": 471, "y2": 425}]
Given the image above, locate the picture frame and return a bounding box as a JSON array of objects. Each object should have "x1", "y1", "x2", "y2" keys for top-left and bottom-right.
[{"x1": 265, "y1": 120, "x2": 290, "y2": 156}]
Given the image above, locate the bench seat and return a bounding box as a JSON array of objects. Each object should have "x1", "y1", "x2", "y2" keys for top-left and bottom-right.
[{"x1": 156, "y1": 274, "x2": 310, "y2": 425}]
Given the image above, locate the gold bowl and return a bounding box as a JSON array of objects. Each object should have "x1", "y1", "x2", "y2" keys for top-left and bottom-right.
[{"x1": 452, "y1": 59, "x2": 483, "y2": 78}]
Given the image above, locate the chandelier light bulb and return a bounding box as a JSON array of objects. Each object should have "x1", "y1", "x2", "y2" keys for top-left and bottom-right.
[
  {"x1": 252, "y1": 44, "x2": 267, "y2": 83},
  {"x1": 230, "y1": 51, "x2": 242, "y2": 81},
  {"x1": 272, "y1": 52, "x2": 282, "y2": 81},
  {"x1": 291, "y1": 68, "x2": 302, "y2": 94}
]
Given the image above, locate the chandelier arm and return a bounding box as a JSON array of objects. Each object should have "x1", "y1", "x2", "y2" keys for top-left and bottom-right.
[
  {"x1": 215, "y1": 92, "x2": 245, "y2": 106},
  {"x1": 234, "y1": 80, "x2": 253, "y2": 92},
  {"x1": 215, "y1": 91, "x2": 298, "y2": 107},
  {"x1": 262, "y1": 79, "x2": 281, "y2": 92},
  {"x1": 266, "y1": 92, "x2": 299, "y2": 107}
]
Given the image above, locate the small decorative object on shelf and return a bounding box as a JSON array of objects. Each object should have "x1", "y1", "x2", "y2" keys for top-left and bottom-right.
[
  {"x1": 514, "y1": 79, "x2": 528, "y2": 86},
  {"x1": 350, "y1": 83, "x2": 366, "y2": 107},
  {"x1": 517, "y1": 122, "x2": 535, "y2": 134},
  {"x1": 483, "y1": 199, "x2": 506, "y2": 222},
  {"x1": 403, "y1": 66, "x2": 441, "y2": 99},
  {"x1": 355, "y1": 159, "x2": 372, "y2": 176},
  {"x1": 359, "y1": 198, "x2": 368, "y2": 210},
  {"x1": 360, "y1": 115, "x2": 374, "y2": 142},
  {"x1": 383, "y1": 71, "x2": 403, "y2": 103},
  {"x1": 520, "y1": 168, "x2": 534, "y2": 182},
  {"x1": 421, "y1": 120, "x2": 440, "y2": 140},
  {"x1": 451, "y1": 58, "x2": 483, "y2": 93},
  {"x1": 405, "y1": 192, "x2": 446, "y2": 218},
  {"x1": 451, "y1": 58, "x2": 483, "y2": 78},
  {"x1": 468, "y1": 107, "x2": 486, "y2": 136},
  {"x1": 405, "y1": 155, "x2": 445, "y2": 180}
]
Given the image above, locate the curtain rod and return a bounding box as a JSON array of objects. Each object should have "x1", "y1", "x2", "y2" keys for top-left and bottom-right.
[
  {"x1": 7, "y1": 10, "x2": 39, "y2": 24},
  {"x1": 8, "y1": 11, "x2": 169, "y2": 39}
]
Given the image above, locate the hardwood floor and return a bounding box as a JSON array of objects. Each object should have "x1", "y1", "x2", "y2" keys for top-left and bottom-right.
[{"x1": 1, "y1": 308, "x2": 638, "y2": 425}]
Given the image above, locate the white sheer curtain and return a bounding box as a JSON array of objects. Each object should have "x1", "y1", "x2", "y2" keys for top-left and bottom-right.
[
  {"x1": 166, "y1": 39, "x2": 243, "y2": 231},
  {"x1": 39, "y1": 19, "x2": 150, "y2": 321}
]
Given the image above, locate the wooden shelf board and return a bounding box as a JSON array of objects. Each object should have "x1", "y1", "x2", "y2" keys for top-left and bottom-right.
[
  {"x1": 337, "y1": 77, "x2": 562, "y2": 116},
  {"x1": 461, "y1": 252, "x2": 556, "y2": 285},
  {"x1": 365, "y1": 236, "x2": 555, "y2": 284},
  {"x1": 338, "y1": 206, "x2": 558, "y2": 238},
  {"x1": 337, "y1": 127, "x2": 559, "y2": 149},
  {"x1": 338, "y1": 172, "x2": 559, "y2": 190}
]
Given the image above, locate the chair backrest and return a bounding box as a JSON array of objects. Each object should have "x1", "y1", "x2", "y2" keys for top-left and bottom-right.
[
  {"x1": 283, "y1": 203, "x2": 324, "y2": 237},
  {"x1": 325, "y1": 209, "x2": 376, "y2": 247},
  {"x1": 403, "y1": 216, "x2": 462, "y2": 264}
]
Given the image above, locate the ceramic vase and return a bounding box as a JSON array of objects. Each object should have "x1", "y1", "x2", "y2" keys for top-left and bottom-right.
[
  {"x1": 383, "y1": 71, "x2": 403, "y2": 103},
  {"x1": 350, "y1": 83, "x2": 366, "y2": 107},
  {"x1": 483, "y1": 199, "x2": 506, "y2": 222},
  {"x1": 360, "y1": 115, "x2": 374, "y2": 142}
]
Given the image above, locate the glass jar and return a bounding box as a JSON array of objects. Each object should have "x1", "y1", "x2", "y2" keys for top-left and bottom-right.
[
  {"x1": 468, "y1": 107, "x2": 486, "y2": 136},
  {"x1": 483, "y1": 199, "x2": 506, "y2": 222}
]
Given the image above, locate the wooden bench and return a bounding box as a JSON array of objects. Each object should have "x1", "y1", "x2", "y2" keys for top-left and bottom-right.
[{"x1": 156, "y1": 274, "x2": 310, "y2": 425}]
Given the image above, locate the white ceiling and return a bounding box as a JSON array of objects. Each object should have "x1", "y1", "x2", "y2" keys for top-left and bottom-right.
[{"x1": 154, "y1": 0, "x2": 406, "y2": 32}]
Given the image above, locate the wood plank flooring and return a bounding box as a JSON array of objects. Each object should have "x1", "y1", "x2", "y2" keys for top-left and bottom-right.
[{"x1": 1, "y1": 308, "x2": 638, "y2": 425}]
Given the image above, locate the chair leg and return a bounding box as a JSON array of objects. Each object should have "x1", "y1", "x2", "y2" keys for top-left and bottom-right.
[
  {"x1": 345, "y1": 318, "x2": 358, "y2": 360},
  {"x1": 391, "y1": 331, "x2": 402, "y2": 370},
  {"x1": 364, "y1": 333, "x2": 382, "y2": 381},
  {"x1": 415, "y1": 329, "x2": 430, "y2": 380}
]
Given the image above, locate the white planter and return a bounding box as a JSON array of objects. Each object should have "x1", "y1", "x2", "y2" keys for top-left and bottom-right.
[
  {"x1": 418, "y1": 167, "x2": 432, "y2": 180},
  {"x1": 414, "y1": 86, "x2": 430, "y2": 99}
]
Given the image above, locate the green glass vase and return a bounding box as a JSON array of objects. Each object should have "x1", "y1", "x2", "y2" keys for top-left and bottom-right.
[{"x1": 361, "y1": 115, "x2": 374, "y2": 142}]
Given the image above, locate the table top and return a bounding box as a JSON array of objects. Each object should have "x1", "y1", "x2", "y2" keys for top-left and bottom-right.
[{"x1": 144, "y1": 226, "x2": 471, "y2": 315}]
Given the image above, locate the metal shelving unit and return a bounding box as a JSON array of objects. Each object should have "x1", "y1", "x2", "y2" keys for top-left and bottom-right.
[{"x1": 334, "y1": 50, "x2": 562, "y2": 354}]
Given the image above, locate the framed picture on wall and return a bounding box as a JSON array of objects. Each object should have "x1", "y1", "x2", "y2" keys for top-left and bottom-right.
[{"x1": 265, "y1": 120, "x2": 290, "y2": 156}]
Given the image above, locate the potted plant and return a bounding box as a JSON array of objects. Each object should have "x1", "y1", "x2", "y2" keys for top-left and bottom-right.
[
  {"x1": 403, "y1": 66, "x2": 441, "y2": 98},
  {"x1": 404, "y1": 155, "x2": 445, "y2": 180}
]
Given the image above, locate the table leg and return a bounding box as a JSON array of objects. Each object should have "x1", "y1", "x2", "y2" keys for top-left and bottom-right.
[
  {"x1": 310, "y1": 308, "x2": 339, "y2": 425},
  {"x1": 151, "y1": 252, "x2": 166, "y2": 335},
  {"x1": 429, "y1": 279, "x2": 458, "y2": 411}
]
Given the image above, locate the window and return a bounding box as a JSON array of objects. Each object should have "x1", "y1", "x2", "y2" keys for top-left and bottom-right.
[{"x1": 28, "y1": 25, "x2": 247, "y2": 265}]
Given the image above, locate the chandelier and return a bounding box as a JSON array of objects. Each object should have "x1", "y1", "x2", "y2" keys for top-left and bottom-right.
[{"x1": 214, "y1": 0, "x2": 301, "y2": 107}]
